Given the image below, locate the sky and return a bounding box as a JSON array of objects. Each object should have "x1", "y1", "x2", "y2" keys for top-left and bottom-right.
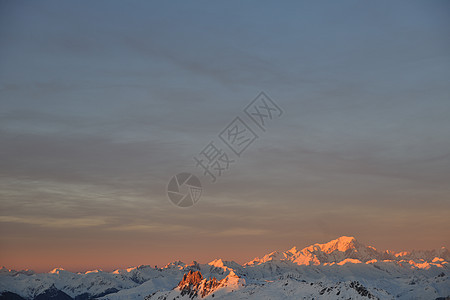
[{"x1": 1, "y1": 1, "x2": 450, "y2": 273}]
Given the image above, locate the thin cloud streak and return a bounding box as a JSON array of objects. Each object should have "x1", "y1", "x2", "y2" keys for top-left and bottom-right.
[{"x1": 0, "y1": 216, "x2": 107, "y2": 228}]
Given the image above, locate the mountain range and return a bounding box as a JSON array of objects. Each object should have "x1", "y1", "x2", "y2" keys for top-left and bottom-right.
[{"x1": 1, "y1": 236, "x2": 449, "y2": 299}]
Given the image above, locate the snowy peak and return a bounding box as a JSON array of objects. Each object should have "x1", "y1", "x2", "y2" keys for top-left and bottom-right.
[
  {"x1": 49, "y1": 267, "x2": 66, "y2": 274},
  {"x1": 316, "y1": 236, "x2": 359, "y2": 253},
  {"x1": 246, "y1": 236, "x2": 376, "y2": 266},
  {"x1": 244, "y1": 249, "x2": 306, "y2": 267},
  {"x1": 208, "y1": 259, "x2": 243, "y2": 274},
  {"x1": 296, "y1": 236, "x2": 380, "y2": 264},
  {"x1": 208, "y1": 259, "x2": 225, "y2": 268},
  {"x1": 85, "y1": 269, "x2": 103, "y2": 274},
  {"x1": 302, "y1": 236, "x2": 362, "y2": 256},
  {"x1": 245, "y1": 236, "x2": 449, "y2": 267},
  {"x1": 163, "y1": 260, "x2": 186, "y2": 270},
  {"x1": 287, "y1": 246, "x2": 298, "y2": 254},
  {"x1": 0, "y1": 267, "x2": 35, "y2": 276}
]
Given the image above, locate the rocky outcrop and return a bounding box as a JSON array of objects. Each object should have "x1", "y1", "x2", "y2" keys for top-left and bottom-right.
[{"x1": 177, "y1": 270, "x2": 244, "y2": 299}]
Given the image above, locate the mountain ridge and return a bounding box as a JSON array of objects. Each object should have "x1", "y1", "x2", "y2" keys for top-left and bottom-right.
[
  {"x1": 245, "y1": 235, "x2": 450, "y2": 267},
  {"x1": 1, "y1": 236, "x2": 449, "y2": 300}
]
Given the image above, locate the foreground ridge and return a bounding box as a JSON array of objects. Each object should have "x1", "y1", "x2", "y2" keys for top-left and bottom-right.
[{"x1": 1, "y1": 236, "x2": 449, "y2": 300}]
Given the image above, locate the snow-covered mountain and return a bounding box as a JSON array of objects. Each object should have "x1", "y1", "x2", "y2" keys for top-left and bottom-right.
[
  {"x1": 1, "y1": 236, "x2": 449, "y2": 300},
  {"x1": 245, "y1": 236, "x2": 450, "y2": 268}
]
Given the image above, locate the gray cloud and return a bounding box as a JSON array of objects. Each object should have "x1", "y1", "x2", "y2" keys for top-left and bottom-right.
[{"x1": 1, "y1": 0, "x2": 449, "y2": 271}]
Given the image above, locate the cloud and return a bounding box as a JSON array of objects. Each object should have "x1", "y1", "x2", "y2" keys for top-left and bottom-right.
[
  {"x1": 105, "y1": 223, "x2": 189, "y2": 233},
  {"x1": 216, "y1": 228, "x2": 272, "y2": 237},
  {"x1": 0, "y1": 1, "x2": 449, "y2": 272},
  {"x1": 0, "y1": 216, "x2": 107, "y2": 228}
]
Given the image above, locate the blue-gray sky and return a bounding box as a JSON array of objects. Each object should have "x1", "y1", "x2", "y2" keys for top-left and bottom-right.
[{"x1": 1, "y1": 1, "x2": 449, "y2": 272}]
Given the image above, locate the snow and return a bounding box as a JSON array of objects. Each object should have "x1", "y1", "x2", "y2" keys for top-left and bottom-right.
[
  {"x1": 1, "y1": 236, "x2": 449, "y2": 300},
  {"x1": 337, "y1": 258, "x2": 362, "y2": 265}
]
